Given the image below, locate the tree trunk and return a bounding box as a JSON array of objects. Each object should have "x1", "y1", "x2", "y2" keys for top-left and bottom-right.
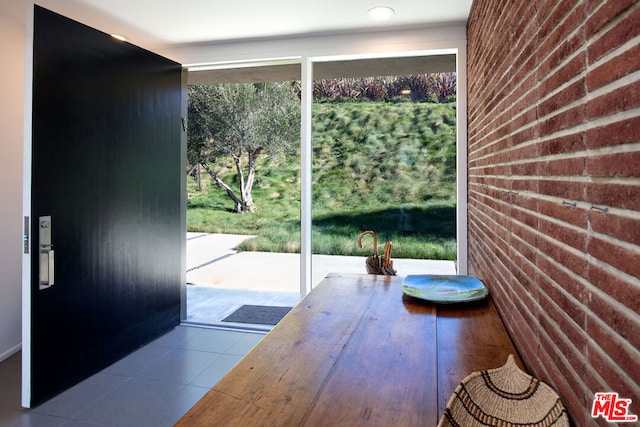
[
  {"x1": 233, "y1": 151, "x2": 257, "y2": 213},
  {"x1": 243, "y1": 148, "x2": 263, "y2": 212},
  {"x1": 195, "y1": 163, "x2": 202, "y2": 191},
  {"x1": 200, "y1": 162, "x2": 244, "y2": 212},
  {"x1": 187, "y1": 164, "x2": 202, "y2": 193}
]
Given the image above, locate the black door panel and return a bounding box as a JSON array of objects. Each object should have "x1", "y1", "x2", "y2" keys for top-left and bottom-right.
[{"x1": 30, "y1": 6, "x2": 183, "y2": 406}]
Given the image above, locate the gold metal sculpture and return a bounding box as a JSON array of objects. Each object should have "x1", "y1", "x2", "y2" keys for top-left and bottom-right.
[{"x1": 357, "y1": 230, "x2": 397, "y2": 276}]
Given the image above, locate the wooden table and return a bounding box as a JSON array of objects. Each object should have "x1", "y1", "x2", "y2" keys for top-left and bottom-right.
[{"x1": 176, "y1": 273, "x2": 522, "y2": 426}]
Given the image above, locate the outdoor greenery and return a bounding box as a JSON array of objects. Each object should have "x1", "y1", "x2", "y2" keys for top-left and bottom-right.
[
  {"x1": 188, "y1": 82, "x2": 300, "y2": 212},
  {"x1": 311, "y1": 102, "x2": 456, "y2": 207},
  {"x1": 307, "y1": 73, "x2": 457, "y2": 103},
  {"x1": 187, "y1": 85, "x2": 458, "y2": 260}
]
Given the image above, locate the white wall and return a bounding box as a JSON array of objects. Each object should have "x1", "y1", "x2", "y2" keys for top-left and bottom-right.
[{"x1": 0, "y1": 12, "x2": 26, "y2": 361}]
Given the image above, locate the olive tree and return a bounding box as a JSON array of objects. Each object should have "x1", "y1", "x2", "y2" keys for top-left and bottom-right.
[{"x1": 188, "y1": 82, "x2": 300, "y2": 213}]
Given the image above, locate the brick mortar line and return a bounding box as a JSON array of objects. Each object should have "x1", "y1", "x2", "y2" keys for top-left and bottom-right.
[
  {"x1": 467, "y1": 204, "x2": 511, "y2": 247},
  {"x1": 513, "y1": 203, "x2": 640, "y2": 252},
  {"x1": 586, "y1": 253, "x2": 640, "y2": 289},
  {"x1": 536, "y1": 0, "x2": 584, "y2": 50},
  {"x1": 584, "y1": 0, "x2": 640, "y2": 50},
  {"x1": 504, "y1": 295, "x2": 539, "y2": 355},
  {"x1": 536, "y1": 21, "x2": 586, "y2": 83},
  {"x1": 507, "y1": 220, "x2": 639, "y2": 290},
  {"x1": 467, "y1": 5, "x2": 534, "y2": 97},
  {"x1": 533, "y1": 296, "x2": 592, "y2": 382},
  {"x1": 470, "y1": 47, "x2": 640, "y2": 159},
  {"x1": 470, "y1": 32, "x2": 540, "y2": 135},
  {"x1": 476, "y1": 207, "x2": 640, "y2": 324},
  {"x1": 468, "y1": 74, "x2": 536, "y2": 142},
  {"x1": 469, "y1": 106, "x2": 640, "y2": 163},
  {"x1": 586, "y1": 32, "x2": 640, "y2": 72},
  {"x1": 467, "y1": 212, "x2": 512, "y2": 260},
  {"x1": 468, "y1": 88, "x2": 536, "y2": 147},
  {"x1": 469, "y1": 7, "x2": 587, "y2": 141},
  {"x1": 581, "y1": 324, "x2": 640, "y2": 397},
  {"x1": 587, "y1": 68, "x2": 640, "y2": 101},
  {"x1": 469, "y1": 0, "x2": 582, "y2": 127},
  {"x1": 468, "y1": 127, "x2": 536, "y2": 160},
  {"x1": 536, "y1": 291, "x2": 586, "y2": 346},
  {"x1": 468, "y1": 173, "x2": 640, "y2": 186},
  {"x1": 470, "y1": 222, "x2": 594, "y2": 397},
  {"x1": 469, "y1": 140, "x2": 640, "y2": 167},
  {"x1": 584, "y1": 140, "x2": 640, "y2": 155},
  {"x1": 582, "y1": 104, "x2": 640, "y2": 129},
  {"x1": 471, "y1": 72, "x2": 636, "y2": 159},
  {"x1": 468, "y1": 185, "x2": 640, "y2": 220},
  {"x1": 535, "y1": 334, "x2": 593, "y2": 418},
  {"x1": 468, "y1": 179, "x2": 630, "y2": 199},
  {"x1": 469, "y1": 103, "x2": 639, "y2": 158},
  {"x1": 585, "y1": 310, "x2": 640, "y2": 364},
  {"x1": 469, "y1": 187, "x2": 640, "y2": 250},
  {"x1": 468, "y1": 212, "x2": 515, "y2": 296},
  {"x1": 468, "y1": 175, "x2": 640, "y2": 186}
]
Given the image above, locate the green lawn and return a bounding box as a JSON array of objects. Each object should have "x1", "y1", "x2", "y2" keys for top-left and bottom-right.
[
  {"x1": 187, "y1": 101, "x2": 457, "y2": 260},
  {"x1": 187, "y1": 171, "x2": 456, "y2": 260}
]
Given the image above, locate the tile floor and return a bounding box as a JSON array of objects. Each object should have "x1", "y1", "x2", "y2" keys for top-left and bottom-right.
[
  {"x1": 0, "y1": 325, "x2": 265, "y2": 427},
  {"x1": 185, "y1": 285, "x2": 300, "y2": 330},
  {"x1": 0, "y1": 234, "x2": 456, "y2": 426}
]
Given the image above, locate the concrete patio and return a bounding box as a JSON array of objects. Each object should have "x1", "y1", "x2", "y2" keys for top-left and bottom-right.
[{"x1": 185, "y1": 232, "x2": 457, "y2": 329}]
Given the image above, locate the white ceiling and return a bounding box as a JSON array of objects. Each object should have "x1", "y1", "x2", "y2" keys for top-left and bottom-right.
[
  {"x1": 71, "y1": 0, "x2": 472, "y2": 46},
  {"x1": 0, "y1": 0, "x2": 470, "y2": 83}
]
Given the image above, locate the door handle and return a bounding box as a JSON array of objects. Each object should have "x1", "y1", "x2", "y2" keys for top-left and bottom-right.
[{"x1": 39, "y1": 216, "x2": 54, "y2": 289}]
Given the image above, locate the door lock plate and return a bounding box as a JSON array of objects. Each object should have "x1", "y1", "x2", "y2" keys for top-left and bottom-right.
[{"x1": 39, "y1": 216, "x2": 54, "y2": 289}]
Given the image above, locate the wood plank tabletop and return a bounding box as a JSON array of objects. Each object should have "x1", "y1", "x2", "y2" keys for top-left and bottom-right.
[{"x1": 176, "y1": 273, "x2": 522, "y2": 426}]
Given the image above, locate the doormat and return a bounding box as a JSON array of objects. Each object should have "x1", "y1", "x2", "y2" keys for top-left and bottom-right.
[{"x1": 222, "y1": 305, "x2": 293, "y2": 326}]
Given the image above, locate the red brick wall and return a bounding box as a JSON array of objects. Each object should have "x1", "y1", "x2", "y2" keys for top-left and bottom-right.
[{"x1": 466, "y1": 1, "x2": 640, "y2": 424}]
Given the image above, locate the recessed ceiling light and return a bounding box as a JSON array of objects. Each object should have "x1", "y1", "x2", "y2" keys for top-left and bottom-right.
[
  {"x1": 111, "y1": 34, "x2": 128, "y2": 42},
  {"x1": 368, "y1": 6, "x2": 395, "y2": 22}
]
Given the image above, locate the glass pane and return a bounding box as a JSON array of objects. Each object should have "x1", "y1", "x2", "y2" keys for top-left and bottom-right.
[
  {"x1": 186, "y1": 79, "x2": 301, "y2": 328},
  {"x1": 311, "y1": 72, "x2": 458, "y2": 283}
]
